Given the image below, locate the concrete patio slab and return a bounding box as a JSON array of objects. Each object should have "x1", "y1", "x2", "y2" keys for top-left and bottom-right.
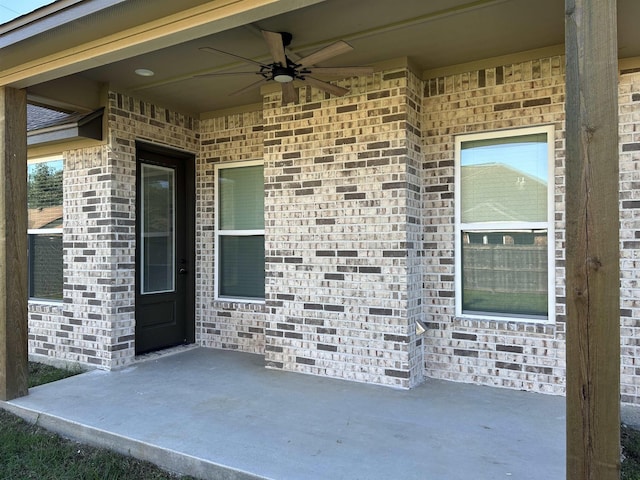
[{"x1": 2, "y1": 348, "x2": 565, "y2": 479}]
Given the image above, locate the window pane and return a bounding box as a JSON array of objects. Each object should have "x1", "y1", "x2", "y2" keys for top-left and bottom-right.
[
  {"x1": 462, "y1": 230, "x2": 548, "y2": 317},
  {"x1": 219, "y1": 165, "x2": 264, "y2": 230},
  {"x1": 29, "y1": 234, "x2": 63, "y2": 300},
  {"x1": 219, "y1": 235, "x2": 265, "y2": 299},
  {"x1": 141, "y1": 164, "x2": 175, "y2": 294},
  {"x1": 461, "y1": 133, "x2": 547, "y2": 223},
  {"x1": 28, "y1": 159, "x2": 63, "y2": 229}
]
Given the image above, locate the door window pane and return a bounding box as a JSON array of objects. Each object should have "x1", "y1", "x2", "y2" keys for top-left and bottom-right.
[{"x1": 141, "y1": 164, "x2": 175, "y2": 294}]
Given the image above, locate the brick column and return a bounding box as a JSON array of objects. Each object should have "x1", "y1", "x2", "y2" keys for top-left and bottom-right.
[{"x1": 263, "y1": 66, "x2": 424, "y2": 388}]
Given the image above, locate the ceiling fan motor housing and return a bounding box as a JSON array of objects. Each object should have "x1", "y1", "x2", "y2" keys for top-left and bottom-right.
[{"x1": 272, "y1": 65, "x2": 296, "y2": 83}]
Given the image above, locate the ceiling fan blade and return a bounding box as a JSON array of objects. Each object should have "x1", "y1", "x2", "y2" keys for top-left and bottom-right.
[
  {"x1": 305, "y1": 66, "x2": 374, "y2": 76},
  {"x1": 303, "y1": 76, "x2": 349, "y2": 97},
  {"x1": 199, "y1": 46, "x2": 269, "y2": 67},
  {"x1": 281, "y1": 82, "x2": 298, "y2": 105},
  {"x1": 194, "y1": 72, "x2": 262, "y2": 78},
  {"x1": 298, "y1": 41, "x2": 353, "y2": 67},
  {"x1": 285, "y1": 47, "x2": 301, "y2": 63},
  {"x1": 261, "y1": 30, "x2": 288, "y2": 66},
  {"x1": 229, "y1": 78, "x2": 270, "y2": 96}
]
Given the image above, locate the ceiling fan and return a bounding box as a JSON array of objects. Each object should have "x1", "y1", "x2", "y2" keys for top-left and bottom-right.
[{"x1": 197, "y1": 30, "x2": 374, "y2": 105}]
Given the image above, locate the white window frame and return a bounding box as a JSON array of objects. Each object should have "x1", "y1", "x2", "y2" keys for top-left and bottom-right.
[
  {"x1": 214, "y1": 160, "x2": 265, "y2": 303},
  {"x1": 27, "y1": 155, "x2": 64, "y2": 303},
  {"x1": 454, "y1": 125, "x2": 555, "y2": 323}
]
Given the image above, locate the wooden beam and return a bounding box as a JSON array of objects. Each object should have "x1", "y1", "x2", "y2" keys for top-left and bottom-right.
[
  {"x1": 0, "y1": 87, "x2": 28, "y2": 401},
  {"x1": 565, "y1": 1, "x2": 620, "y2": 478}
]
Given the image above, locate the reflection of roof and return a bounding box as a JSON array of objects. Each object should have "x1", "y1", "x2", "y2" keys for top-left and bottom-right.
[
  {"x1": 461, "y1": 163, "x2": 548, "y2": 222},
  {"x1": 27, "y1": 104, "x2": 104, "y2": 146},
  {"x1": 28, "y1": 206, "x2": 63, "y2": 229},
  {"x1": 27, "y1": 104, "x2": 74, "y2": 131}
]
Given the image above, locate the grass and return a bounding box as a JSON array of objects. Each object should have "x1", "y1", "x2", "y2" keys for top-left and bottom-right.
[
  {"x1": 28, "y1": 361, "x2": 83, "y2": 388},
  {"x1": 0, "y1": 362, "x2": 198, "y2": 480},
  {"x1": 623, "y1": 424, "x2": 640, "y2": 479}
]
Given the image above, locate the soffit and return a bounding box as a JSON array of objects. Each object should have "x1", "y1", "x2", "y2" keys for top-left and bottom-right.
[
  {"x1": 0, "y1": 0, "x2": 326, "y2": 87},
  {"x1": 4, "y1": 0, "x2": 640, "y2": 115}
]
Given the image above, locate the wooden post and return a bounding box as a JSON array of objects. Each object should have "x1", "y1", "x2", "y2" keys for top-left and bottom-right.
[
  {"x1": 0, "y1": 86, "x2": 28, "y2": 401},
  {"x1": 565, "y1": 0, "x2": 620, "y2": 478}
]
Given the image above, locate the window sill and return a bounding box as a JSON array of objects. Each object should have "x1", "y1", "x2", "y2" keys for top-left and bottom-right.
[
  {"x1": 212, "y1": 298, "x2": 266, "y2": 312},
  {"x1": 454, "y1": 315, "x2": 557, "y2": 335},
  {"x1": 459, "y1": 310, "x2": 551, "y2": 323},
  {"x1": 28, "y1": 299, "x2": 64, "y2": 314},
  {"x1": 28, "y1": 298, "x2": 63, "y2": 306}
]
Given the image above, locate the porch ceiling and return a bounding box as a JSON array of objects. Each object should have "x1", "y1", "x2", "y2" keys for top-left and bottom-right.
[{"x1": 6, "y1": 0, "x2": 640, "y2": 115}]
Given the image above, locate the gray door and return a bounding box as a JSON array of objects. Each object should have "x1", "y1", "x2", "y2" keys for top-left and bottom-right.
[{"x1": 135, "y1": 144, "x2": 194, "y2": 354}]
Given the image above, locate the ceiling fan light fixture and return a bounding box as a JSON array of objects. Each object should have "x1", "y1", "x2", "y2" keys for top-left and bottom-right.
[
  {"x1": 274, "y1": 73, "x2": 294, "y2": 83},
  {"x1": 273, "y1": 66, "x2": 295, "y2": 83}
]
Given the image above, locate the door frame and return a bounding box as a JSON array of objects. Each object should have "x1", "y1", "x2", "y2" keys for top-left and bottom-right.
[{"x1": 135, "y1": 141, "x2": 196, "y2": 353}]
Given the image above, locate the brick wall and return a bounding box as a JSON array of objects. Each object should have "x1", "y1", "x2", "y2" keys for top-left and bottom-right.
[
  {"x1": 261, "y1": 65, "x2": 425, "y2": 388},
  {"x1": 28, "y1": 302, "x2": 66, "y2": 361},
  {"x1": 104, "y1": 92, "x2": 199, "y2": 366},
  {"x1": 422, "y1": 56, "x2": 568, "y2": 394},
  {"x1": 197, "y1": 110, "x2": 267, "y2": 353},
  {"x1": 28, "y1": 144, "x2": 134, "y2": 368},
  {"x1": 619, "y1": 69, "x2": 640, "y2": 404},
  {"x1": 63, "y1": 144, "x2": 131, "y2": 368},
  {"x1": 29, "y1": 145, "x2": 125, "y2": 368},
  {"x1": 28, "y1": 92, "x2": 199, "y2": 369},
  {"x1": 404, "y1": 69, "x2": 426, "y2": 383},
  {"x1": 25, "y1": 56, "x2": 640, "y2": 404}
]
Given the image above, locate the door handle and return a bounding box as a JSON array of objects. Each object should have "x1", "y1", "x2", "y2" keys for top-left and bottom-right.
[{"x1": 178, "y1": 268, "x2": 188, "y2": 275}]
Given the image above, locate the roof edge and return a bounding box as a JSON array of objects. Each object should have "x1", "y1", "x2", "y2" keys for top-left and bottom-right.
[
  {"x1": 0, "y1": 0, "x2": 127, "y2": 48},
  {"x1": 27, "y1": 107, "x2": 104, "y2": 146}
]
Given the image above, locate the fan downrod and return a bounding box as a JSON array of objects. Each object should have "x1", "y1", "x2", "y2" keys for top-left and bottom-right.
[{"x1": 279, "y1": 32, "x2": 293, "y2": 48}]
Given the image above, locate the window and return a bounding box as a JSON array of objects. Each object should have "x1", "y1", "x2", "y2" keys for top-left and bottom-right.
[
  {"x1": 27, "y1": 157, "x2": 63, "y2": 301},
  {"x1": 455, "y1": 126, "x2": 554, "y2": 322},
  {"x1": 215, "y1": 161, "x2": 264, "y2": 301}
]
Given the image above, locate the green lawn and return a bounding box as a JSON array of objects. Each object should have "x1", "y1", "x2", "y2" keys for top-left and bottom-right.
[
  {"x1": 28, "y1": 361, "x2": 83, "y2": 388},
  {"x1": 623, "y1": 424, "x2": 640, "y2": 479},
  {"x1": 0, "y1": 362, "x2": 198, "y2": 480}
]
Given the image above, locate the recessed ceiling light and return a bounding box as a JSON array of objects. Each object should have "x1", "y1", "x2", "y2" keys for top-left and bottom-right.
[{"x1": 135, "y1": 68, "x2": 155, "y2": 77}]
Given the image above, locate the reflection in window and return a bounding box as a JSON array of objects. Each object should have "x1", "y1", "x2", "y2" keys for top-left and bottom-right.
[
  {"x1": 460, "y1": 133, "x2": 548, "y2": 223},
  {"x1": 462, "y1": 230, "x2": 548, "y2": 317},
  {"x1": 27, "y1": 158, "x2": 63, "y2": 301},
  {"x1": 456, "y1": 127, "x2": 554, "y2": 321}
]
